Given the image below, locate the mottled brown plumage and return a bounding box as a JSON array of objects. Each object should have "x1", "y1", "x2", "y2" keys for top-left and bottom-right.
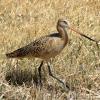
[{"x1": 6, "y1": 19, "x2": 68, "y2": 60}]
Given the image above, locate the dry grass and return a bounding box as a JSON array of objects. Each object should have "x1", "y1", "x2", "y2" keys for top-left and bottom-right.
[{"x1": 0, "y1": 0, "x2": 100, "y2": 99}]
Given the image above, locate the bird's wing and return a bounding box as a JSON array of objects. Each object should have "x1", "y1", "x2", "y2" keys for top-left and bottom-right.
[{"x1": 6, "y1": 36, "x2": 52, "y2": 58}]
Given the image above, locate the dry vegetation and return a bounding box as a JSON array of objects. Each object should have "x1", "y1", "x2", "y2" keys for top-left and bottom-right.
[{"x1": 0, "y1": 0, "x2": 100, "y2": 100}]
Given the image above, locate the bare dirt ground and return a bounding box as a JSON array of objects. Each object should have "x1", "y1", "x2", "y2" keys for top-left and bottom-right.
[{"x1": 0, "y1": 0, "x2": 100, "y2": 100}]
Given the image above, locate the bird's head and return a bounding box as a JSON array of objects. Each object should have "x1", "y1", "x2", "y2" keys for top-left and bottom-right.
[
  {"x1": 57, "y1": 19, "x2": 69, "y2": 28},
  {"x1": 57, "y1": 19, "x2": 98, "y2": 44}
]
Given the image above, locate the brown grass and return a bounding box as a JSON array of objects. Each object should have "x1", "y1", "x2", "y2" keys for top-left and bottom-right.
[{"x1": 0, "y1": 0, "x2": 100, "y2": 99}]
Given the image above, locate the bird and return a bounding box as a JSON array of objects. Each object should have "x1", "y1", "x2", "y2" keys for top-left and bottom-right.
[{"x1": 6, "y1": 19, "x2": 98, "y2": 92}]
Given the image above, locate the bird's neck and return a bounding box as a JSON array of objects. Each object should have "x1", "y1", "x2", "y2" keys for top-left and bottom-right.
[{"x1": 57, "y1": 26, "x2": 68, "y2": 46}]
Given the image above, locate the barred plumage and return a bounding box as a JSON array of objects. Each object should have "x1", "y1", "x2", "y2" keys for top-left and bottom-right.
[{"x1": 6, "y1": 19, "x2": 69, "y2": 58}]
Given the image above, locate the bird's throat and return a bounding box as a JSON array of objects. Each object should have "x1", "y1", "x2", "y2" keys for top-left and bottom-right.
[{"x1": 57, "y1": 26, "x2": 68, "y2": 46}]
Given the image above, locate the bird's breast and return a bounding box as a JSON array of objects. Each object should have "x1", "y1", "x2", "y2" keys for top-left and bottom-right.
[{"x1": 39, "y1": 37, "x2": 67, "y2": 59}]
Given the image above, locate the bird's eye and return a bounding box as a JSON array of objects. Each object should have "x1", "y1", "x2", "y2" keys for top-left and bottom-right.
[{"x1": 63, "y1": 21, "x2": 67, "y2": 24}]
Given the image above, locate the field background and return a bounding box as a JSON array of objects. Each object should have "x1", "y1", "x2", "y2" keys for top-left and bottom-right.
[{"x1": 0, "y1": 0, "x2": 100, "y2": 100}]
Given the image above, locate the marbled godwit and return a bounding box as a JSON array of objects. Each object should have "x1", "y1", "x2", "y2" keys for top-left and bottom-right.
[{"x1": 6, "y1": 19, "x2": 98, "y2": 91}]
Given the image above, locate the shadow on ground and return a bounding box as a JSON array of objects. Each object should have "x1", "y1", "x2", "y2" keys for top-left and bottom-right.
[{"x1": 5, "y1": 67, "x2": 46, "y2": 86}]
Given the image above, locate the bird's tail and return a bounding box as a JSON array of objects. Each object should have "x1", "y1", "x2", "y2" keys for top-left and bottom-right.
[
  {"x1": 6, "y1": 52, "x2": 17, "y2": 58},
  {"x1": 6, "y1": 47, "x2": 27, "y2": 58}
]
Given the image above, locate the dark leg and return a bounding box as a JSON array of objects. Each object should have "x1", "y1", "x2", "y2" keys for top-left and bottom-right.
[
  {"x1": 47, "y1": 62, "x2": 70, "y2": 92},
  {"x1": 38, "y1": 61, "x2": 44, "y2": 86}
]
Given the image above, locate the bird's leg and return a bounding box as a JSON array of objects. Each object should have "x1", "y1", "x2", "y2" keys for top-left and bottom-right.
[
  {"x1": 38, "y1": 61, "x2": 44, "y2": 86},
  {"x1": 47, "y1": 62, "x2": 70, "y2": 92}
]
